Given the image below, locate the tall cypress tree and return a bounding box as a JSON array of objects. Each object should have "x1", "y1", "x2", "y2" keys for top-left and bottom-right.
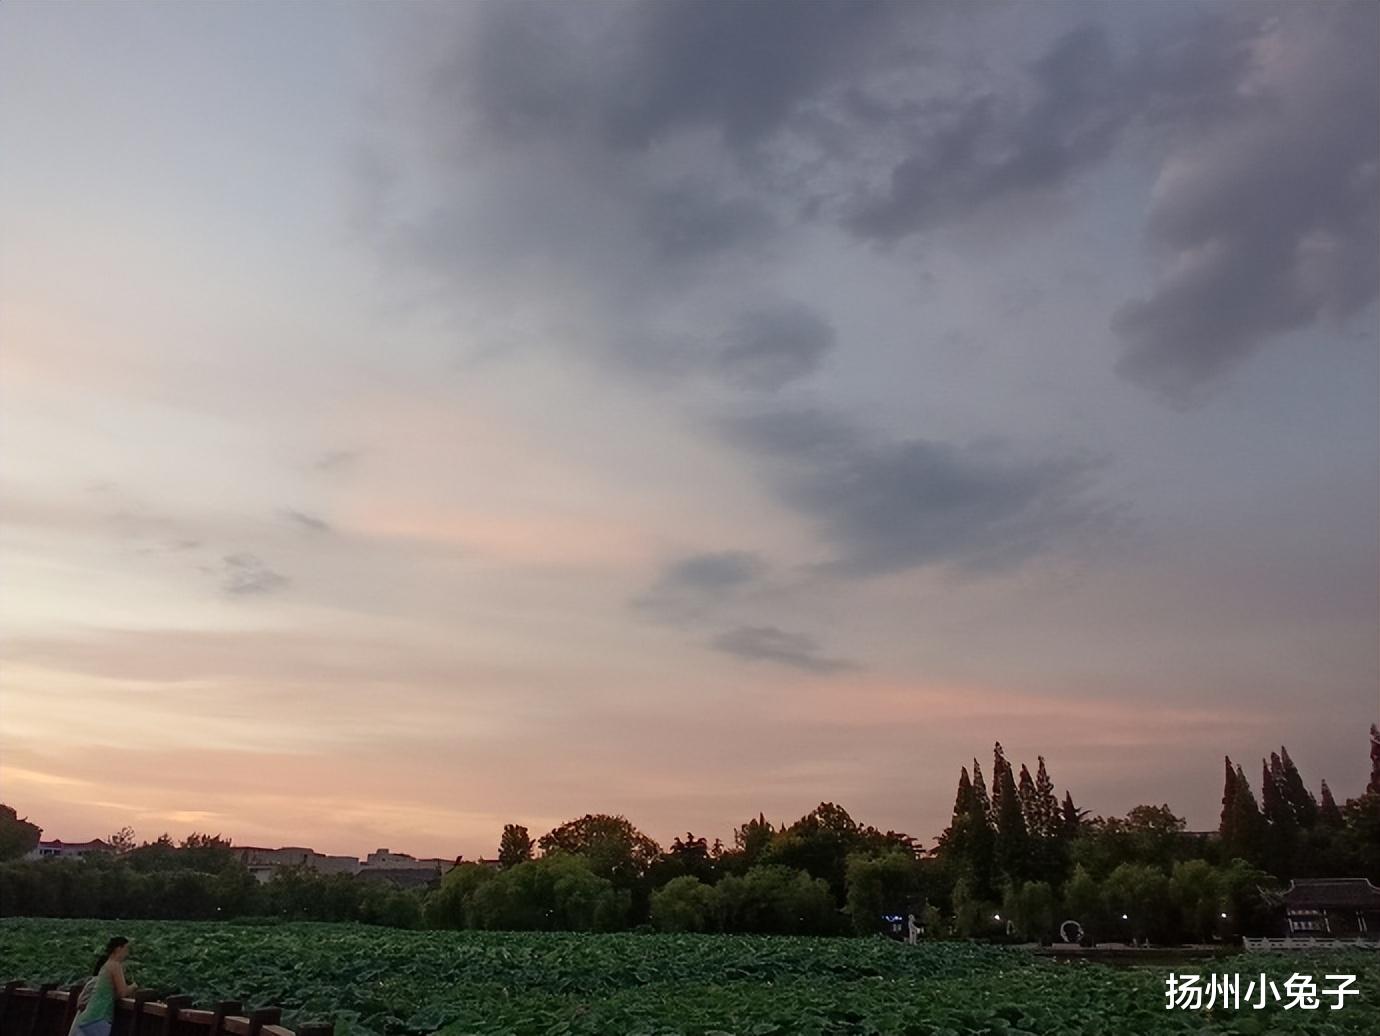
[
  {"x1": 1277, "y1": 746, "x2": 1318, "y2": 828},
  {"x1": 1224, "y1": 763, "x2": 1265, "y2": 865},
  {"x1": 941, "y1": 767, "x2": 975, "y2": 861},
  {"x1": 953, "y1": 766, "x2": 975, "y2": 818},
  {"x1": 991, "y1": 742, "x2": 1029, "y2": 881},
  {"x1": 1034, "y1": 757, "x2": 1059, "y2": 840},
  {"x1": 972, "y1": 760, "x2": 993, "y2": 827},
  {"x1": 1017, "y1": 763, "x2": 1039, "y2": 837},
  {"x1": 1061, "y1": 791, "x2": 1083, "y2": 839},
  {"x1": 1219, "y1": 756, "x2": 1238, "y2": 845},
  {"x1": 966, "y1": 760, "x2": 996, "y2": 897},
  {"x1": 1261, "y1": 755, "x2": 1287, "y2": 825},
  {"x1": 1369, "y1": 724, "x2": 1380, "y2": 797},
  {"x1": 1318, "y1": 780, "x2": 1344, "y2": 827},
  {"x1": 1262, "y1": 755, "x2": 1299, "y2": 876}
]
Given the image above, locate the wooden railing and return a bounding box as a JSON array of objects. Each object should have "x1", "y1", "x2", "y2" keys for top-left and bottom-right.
[{"x1": 0, "y1": 982, "x2": 333, "y2": 1036}]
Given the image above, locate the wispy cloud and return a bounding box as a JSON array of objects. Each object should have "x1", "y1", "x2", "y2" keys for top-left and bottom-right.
[
  {"x1": 711, "y1": 624, "x2": 857, "y2": 674},
  {"x1": 219, "y1": 554, "x2": 290, "y2": 596},
  {"x1": 632, "y1": 550, "x2": 767, "y2": 621},
  {"x1": 281, "y1": 509, "x2": 331, "y2": 534},
  {"x1": 721, "y1": 409, "x2": 1113, "y2": 576}
]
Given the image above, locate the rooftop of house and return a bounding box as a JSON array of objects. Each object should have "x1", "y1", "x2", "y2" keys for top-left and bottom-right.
[
  {"x1": 1283, "y1": 878, "x2": 1380, "y2": 909},
  {"x1": 36, "y1": 839, "x2": 110, "y2": 851}
]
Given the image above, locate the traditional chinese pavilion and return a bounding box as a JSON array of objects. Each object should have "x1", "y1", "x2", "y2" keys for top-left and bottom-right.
[{"x1": 1281, "y1": 878, "x2": 1380, "y2": 936}]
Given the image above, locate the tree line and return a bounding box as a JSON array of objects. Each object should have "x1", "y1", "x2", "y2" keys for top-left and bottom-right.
[{"x1": 1, "y1": 725, "x2": 1376, "y2": 943}]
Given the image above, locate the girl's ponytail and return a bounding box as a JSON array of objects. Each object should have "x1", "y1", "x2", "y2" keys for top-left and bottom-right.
[{"x1": 92, "y1": 936, "x2": 128, "y2": 976}]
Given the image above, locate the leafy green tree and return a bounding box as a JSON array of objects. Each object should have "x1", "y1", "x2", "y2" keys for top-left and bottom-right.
[
  {"x1": 649, "y1": 875, "x2": 720, "y2": 932},
  {"x1": 212, "y1": 860, "x2": 259, "y2": 917},
  {"x1": 1062, "y1": 864, "x2": 1104, "y2": 940},
  {"x1": 716, "y1": 865, "x2": 839, "y2": 935},
  {"x1": 359, "y1": 885, "x2": 423, "y2": 928},
  {"x1": 470, "y1": 853, "x2": 628, "y2": 931},
  {"x1": 0, "y1": 806, "x2": 41, "y2": 862},
  {"x1": 498, "y1": 824, "x2": 533, "y2": 869},
  {"x1": 537, "y1": 815, "x2": 660, "y2": 886},
  {"x1": 761, "y1": 803, "x2": 906, "y2": 904},
  {"x1": 1169, "y1": 859, "x2": 1222, "y2": 942},
  {"x1": 179, "y1": 833, "x2": 236, "y2": 873},
  {"x1": 950, "y1": 876, "x2": 1000, "y2": 939},
  {"x1": 126, "y1": 834, "x2": 179, "y2": 872},
  {"x1": 106, "y1": 827, "x2": 136, "y2": 855},
  {"x1": 1217, "y1": 857, "x2": 1278, "y2": 937},
  {"x1": 1101, "y1": 863, "x2": 1172, "y2": 943},
  {"x1": 650, "y1": 832, "x2": 718, "y2": 886},
  {"x1": 845, "y1": 851, "x2": 922, "y2": 935},
  {"x1": 733, "y1": 814, "x2": 775, "y2": 865},
  {"x1": 426, "y1": 862, "x2": 495, "y2": 929},
  {"x1": 1001, "y1": 880, "x2": 1056, "y2": 942}
]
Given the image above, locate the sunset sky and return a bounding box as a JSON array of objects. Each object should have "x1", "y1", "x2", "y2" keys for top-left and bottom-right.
[{"x1": 1, "y1": 1, "x2": 1376, "y2": 860}]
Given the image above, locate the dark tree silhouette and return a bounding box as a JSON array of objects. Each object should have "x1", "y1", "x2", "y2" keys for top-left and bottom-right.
[{"x1": 498, "y1": 824, "x2": 533, "y2": 869}]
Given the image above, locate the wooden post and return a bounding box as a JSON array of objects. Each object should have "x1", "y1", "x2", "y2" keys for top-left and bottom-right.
[
  {"x1": 1, "y1": 981, "x2": 23, "y2": 1032},
  {"x1": 158, "y1": 995, "x2": 192, "y2": 1036},
  {"x1": 61, "y1": 983, "x2": 85, "y2": 1033},
  {"x1": 245, "y1": 1008, "x2": 280, "y2": 1036},
  {"x1": 27, "y1": 984, "x2": 55, "y2": 1036},
  {"x1": 208, "y1": 1001, "x2": 242, "y2": 1036},
  {"x1": 128, "y1": 990, "x2": 161, "y2": 1036}
]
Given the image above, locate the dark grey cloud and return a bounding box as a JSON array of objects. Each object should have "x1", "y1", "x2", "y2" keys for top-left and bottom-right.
[
  {"x1": 710, "y1": 625, "x2": 857, "y2": 674},
  {"x1": 723, "y1": 409, "x2": 1108, "y2": 576},
  {"x1": 633, "y1": 550, "x2": 766, "y2": 620},
  {"x1": 714, "y1": 304, "x2": 835, "y2": 391},
  {"x1": 1112, "y1": 3, "x2": 1380, "y2": 402},
  {"x1": 360, "y1": 0, "x2": 916, "y2": 334},
  {"x1": 639, "y1": 183, "x2": 777, "y2": 266},
  {"x1": 281, "y1": 509, "x2": 331, "y2": 534},
  {"x1": 372, "y1": 1, "x2": 1375, "y2": 406},
  {"x1": 457, "y1": 0, "x2": 907, "y2": 153},
  {"x1": 220, "y1": 554, "x2": 290, "y2": 596},
  {"x1": 847, "y1": 23, "x2": 1126, "y2": 242}
]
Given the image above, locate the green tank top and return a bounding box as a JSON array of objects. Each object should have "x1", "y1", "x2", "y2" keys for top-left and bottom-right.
[{"x1": 76, "y1": 967, "x2": 116, "y2": 1024}]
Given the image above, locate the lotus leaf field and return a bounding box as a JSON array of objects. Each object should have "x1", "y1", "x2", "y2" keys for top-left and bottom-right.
[{"x1": 1, "y1": 919, "x2": 1376, "y2": 1036}]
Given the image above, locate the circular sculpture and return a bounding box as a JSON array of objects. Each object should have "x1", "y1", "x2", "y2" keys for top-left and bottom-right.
[{"x1": 1059, "y1": 919, "x2": 1084, "y2": 944}]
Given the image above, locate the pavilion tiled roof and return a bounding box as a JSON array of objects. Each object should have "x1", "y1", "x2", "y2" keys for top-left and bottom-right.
[{"x1": 1282, "y1": 878, "x2": 1380, "y2": 909}]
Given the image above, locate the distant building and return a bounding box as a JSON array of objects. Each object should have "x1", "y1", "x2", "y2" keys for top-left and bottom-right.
[
  {"x1": 361, "y1": 849, "x2": 458, "y2": 874},
  {"x1": 25, "y1": 839, "x2": 111, "y2": 861},
  {"x1": 1282, "y1": 878, "x2": 1380, "y2": 936},
  {"x1": 236, "y1": 846, "x2": 362, "y2": 884}
]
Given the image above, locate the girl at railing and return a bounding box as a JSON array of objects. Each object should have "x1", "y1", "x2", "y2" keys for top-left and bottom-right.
[{"x1": 69, "y1": 937, "x2": 136, "y2": 1036}]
